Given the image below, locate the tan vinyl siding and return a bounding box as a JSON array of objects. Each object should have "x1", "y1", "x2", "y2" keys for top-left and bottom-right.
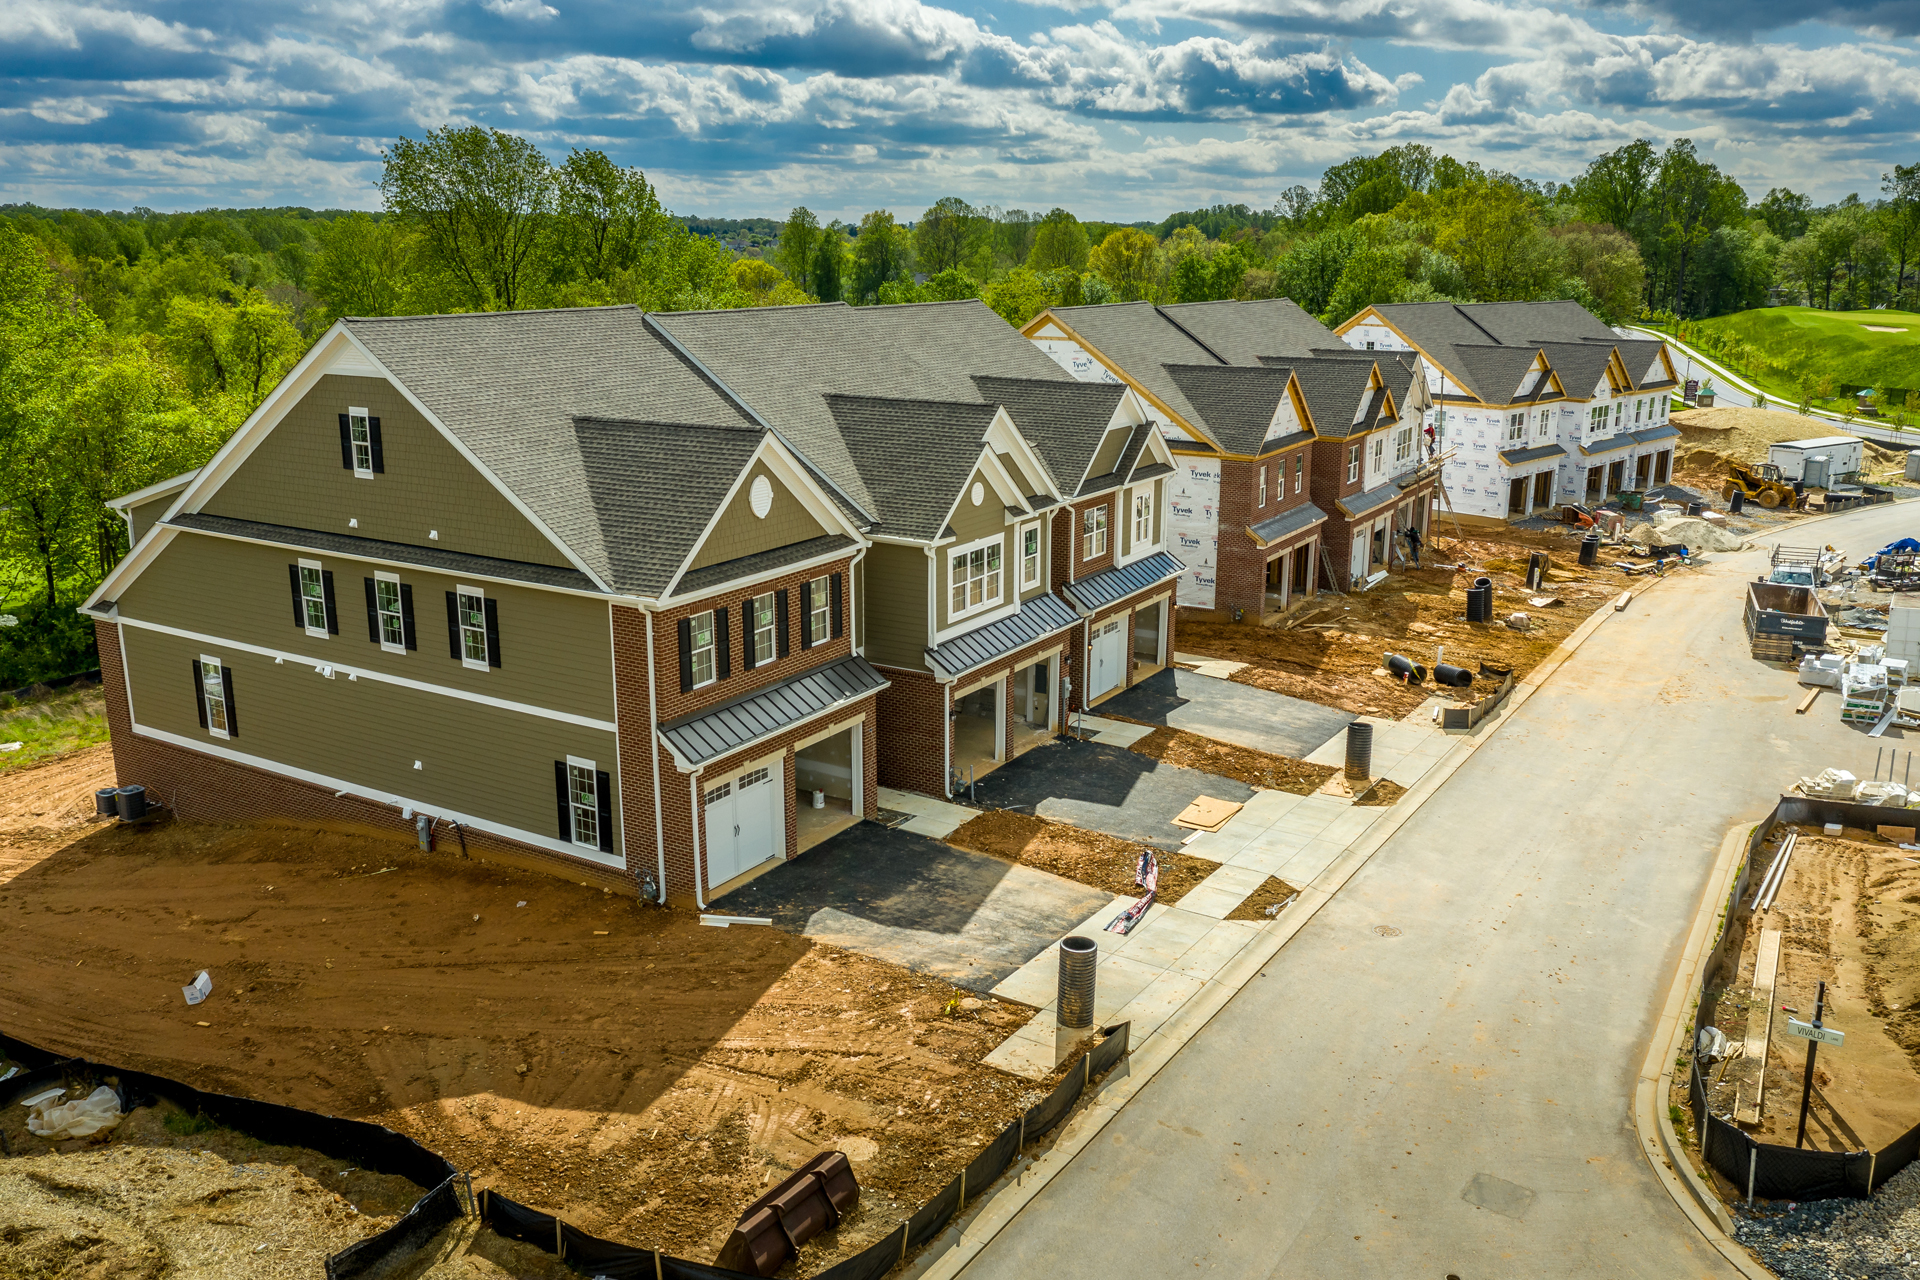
[
  {"x1": 1017, "y1": 521, "x2": 1049, "y2": 602},
  {"x1": 994, "y1": 451, "x2": 1041, "y2": 501},
  {"x1": 128, "y1": 493, "x2": 177, "y2": 544},
  {"x1": 115, "y1": 530, "x2": 614, "y2": 722},
  {"x1": 202, "y1": 374, "x2": 569, "y2": 568},
  {"x1": 936, "y1": 469, "x2": 1011, "y2": 632},
  {"x1": 120, "y1": 624, "x2": 618, "y2": 856},
  {"x1": 1084, "y1": 427, "x2": 1129, "y2": 483},
  {"x1": 862, "y1": 542, "x2": 929, "y2": 668},
  {"x1": 687, "y1": 460, "x2": 831, "y2": 571}
]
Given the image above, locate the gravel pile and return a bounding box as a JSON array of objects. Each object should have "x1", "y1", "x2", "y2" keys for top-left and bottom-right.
[{"x1": 1733, "y1": 1162, "x2": 1920, "y2": 1278}]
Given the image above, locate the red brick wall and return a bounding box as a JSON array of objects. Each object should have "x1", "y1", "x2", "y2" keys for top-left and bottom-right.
[
  {"x1": 1209, "y1": 444, "x2": 1318, "y2": 616},
  {"x1": 611, "y1": 605, "x2": 661, "y2": 898},
  {"x1": 875, "y1": 667, "x2": 947, "y2": 795},
  {"x1": 94, "y1": 618, "x2": 641, "y2": 895},
  {"x1": 1060, "y1": 494, "x2": 1118, "y2": 581}
]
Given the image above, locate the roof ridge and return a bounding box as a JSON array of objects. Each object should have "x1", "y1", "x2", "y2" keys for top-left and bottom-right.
[
  {"x1": 572, "y1": 415, "x2": 767, "y2": 434},
  {"x1": 343, "y1": 304, "x2": 639, "y2": 322},
  {"x1": 823, "y1": 391, "x2": 999, "y2": 412}
]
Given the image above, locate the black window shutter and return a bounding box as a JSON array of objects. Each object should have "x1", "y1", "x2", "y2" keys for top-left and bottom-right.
[
  {"x1": 368, "y1": 417, "x2": 384, "y2": 473},
  {"x1": 830, "y1": 571, "x2": 844, "y2": 639},
  {"x1": 554, "y1": 761, "x2": 572, "y2": 842},
  {"x1": 221, "y1": 667, "x2": 237, "y2": 737},
  {"x1": 321, "y1": 570, "x2": 339, "y2": 634},
  {"x1": 740, "y1": 597, "x2": 757, "y2": 671},
  {"x1": 289, "y1": 564, "x2": 304, "y2": 627},
  {"x1": 799, "y1": 580, "x2": 814, "y2": 650},
  {"x1": 364, "y1": 578, "x2": 379, "y2": 642},
  {"x1": 193, "y1": 660, "x2": 208, "y2": 728},
  {"x1": 776, "y1": 589, "x2": 790, "y2": 657},
  {"x1": 399, "y1": 584, "x2": 417, "y2": 650},
  {"x1": 483, "y1": 598, "x2": 501, "y2": 668},
  {"x1": 715, "y1": 606, "x2": 731, "y2": 680},
  {"x1": 596, "y1": 771, "x2": 614, "y2": 853},
  {"x1": 677, "y1": 617, "x2": 694, "y2": 692},
  {"x1": 338, "y1": 414, "x2": 353, "y2": 469},
  {"x1": 445, "y1": 591, "x2": 461, "y2": 660}
]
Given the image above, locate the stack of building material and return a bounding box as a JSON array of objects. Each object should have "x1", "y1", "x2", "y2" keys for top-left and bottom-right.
[
  {"x1": 1799, "y1": 768, "x2": 1859, "y2": 798},
  {"x1": 1799, "y1": 652, "x2": 1844, "y2": 687},
  {"x1": 1842, "y1": 665, "x2": 1890, "y2": 724}
]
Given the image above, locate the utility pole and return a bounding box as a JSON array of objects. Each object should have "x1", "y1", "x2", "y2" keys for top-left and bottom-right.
[{"x1": 1796, "y1": 980, "x2": 1828, "y2": 1149}]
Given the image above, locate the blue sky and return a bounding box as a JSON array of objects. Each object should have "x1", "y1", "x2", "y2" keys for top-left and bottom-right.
[{"x1": 3, "y1": 0, "x2": 1916, "y2": 220}]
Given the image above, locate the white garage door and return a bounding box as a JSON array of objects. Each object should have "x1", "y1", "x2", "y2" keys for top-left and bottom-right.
[
  {"x1": 1089, "y1": 619, "x2": 1125, "y2": 700},
  {"x1": 704, "y1": 761, "x2": 782, "y2": 889}
]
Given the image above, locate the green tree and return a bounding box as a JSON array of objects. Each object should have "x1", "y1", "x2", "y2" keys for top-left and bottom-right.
[
  {"x1": 913, "y1": 198, "x2": 986, "y2": 276},
  {"x1": 309, "y1": 213, "x2": 421, "y2": 323},
  {"x1": 775, "y1": 207, "x2": 822, "y2": 296},
  {"x1": 852, "y1": 211, "x2": 911, "y2": 304},
  {"x1": 1644, "y1": 139, "x2": 1747, "y2": 314},
  {"x1": 812, "y1": 231, "x2": 845, "y2": 303},
  {"x1": 1088, "y1": 228, "x2": 1161, "y2": 302},
  {"x1": 1028, "y1": 209, "x2": 1090, "y2": 273},
  {"x1": 921, "y1": 268, "x2": 981, "y2": 301},
  {"x1": 1546, "y1": 223, "x2": 1646, "y2": 323},
  {"x1": 379, "y1": 125, "x2": 557, "y2": 311},
  {"x1": 1882, "y1": 163, "x2": 1920, "y2": 305},
  {"x1": 1430, "y1": 183, "x2": 1564, "y2": 301},
  {"x1": 556, "y1": 148, "x2": 667, "y2": 286},
  {"x1": 1755, "y1": 188, "x2": 1814, "y2": 241},
  {"x1": 1571, "y1": 139, "x2": 1660, "y2": 258},
  {"x1": 982, "y1": 267, "x2": 1054, "y2": 327},
  {"x1": 1274, "y1": 227, "x2": 1356, "y2": 318}
]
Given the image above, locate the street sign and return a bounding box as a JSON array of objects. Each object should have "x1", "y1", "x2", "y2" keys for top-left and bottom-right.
[{"x1": 1785, "y1": 1018, "x2": 1844, "y2": 1047}]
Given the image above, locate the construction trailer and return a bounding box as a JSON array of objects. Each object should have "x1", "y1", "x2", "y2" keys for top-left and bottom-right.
[{"x1": 1767, "y1": 436, "x2": 1865, "y2": 486}]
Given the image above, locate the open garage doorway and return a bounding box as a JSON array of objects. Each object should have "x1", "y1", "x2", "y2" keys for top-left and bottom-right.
[
  {"x1": 795, "y1": 724, "x2": 861, "y2": 853},
  {"x1": 1133, "y1": 601, "x2": 1164, "y2": 683},
  {"x1": 1009, "y1": 657, "x2": 1055, "y2": 759},
  {"x1": 951, "y1": 677, "x2": 1003, "y2": 792}
]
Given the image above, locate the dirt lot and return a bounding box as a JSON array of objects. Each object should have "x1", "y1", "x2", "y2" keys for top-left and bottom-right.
[
  {"x1": 0, "y1": 1092, "x2": 420, "y2": 1280},
  {"x1": 1699, "y1": 824, "x2": 1920, "y2": 1156},
  {"x1": 0, "y1": 745, "x2": 1055, "y2": 1271},
  {"x1": 1124, "y1": 724, "x2": 1336, "y2": 795},
  {"x1": 1180, "y1": 525, "x2": 1621, "y2": 718}
]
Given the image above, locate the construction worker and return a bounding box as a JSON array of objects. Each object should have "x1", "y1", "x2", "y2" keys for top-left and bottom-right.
[{"x1": 1404, "y1": 524, "x2": 1423, "y2": 566}]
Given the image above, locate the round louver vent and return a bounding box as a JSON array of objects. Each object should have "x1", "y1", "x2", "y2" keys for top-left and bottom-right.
[{"x1": 749, "y1": 474, "x2": 773, "y2": 518}]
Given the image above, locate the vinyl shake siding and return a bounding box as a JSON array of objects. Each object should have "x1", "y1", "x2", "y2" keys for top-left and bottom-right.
[
  {"x1": 862, "y1": 543, "x2": 930, "y2": 669},
  {"x1": 686, "y1": 459, "x2": 833, "y2": 570},
  {"x1": 202, "y1": 374, "x2": 572, "y2": 569}
]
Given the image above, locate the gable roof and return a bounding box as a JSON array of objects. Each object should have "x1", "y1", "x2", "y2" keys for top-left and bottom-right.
[
  {"x1": 1361, "y1": 299, "x2": 1665, "y2": 406},
  {"x1": 1157, "y1": 298, "x2": 1338, "y2": 364},
  {"x1": 339, "y1": 307, "x2": 757, "y2": 592},
  {"x1": 822, "y1": 395, "x2": 1005, "y2": 541},
  {"x1": 970, "y1": 375, "x2": 1124, "y2": 491},
  {"x1": 1450, "y1": 344, "x2": 1555, "y2": 405},
  {"x1": 1041, "y1": 302, "x2": 1223, "y2": 443},
  {"x1": 1259, "y1": 355, "x2": 1380, "y2": 440},
  {"x1": 1161, "y1": 364, "x2": 1303, "y2": 455},
  {"x1": 1534, "y1": 340, "x2": 1618, "y2": 400}
]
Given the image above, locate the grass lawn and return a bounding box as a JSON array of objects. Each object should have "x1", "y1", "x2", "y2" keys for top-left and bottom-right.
[
  {"x1": 1662, "y1": 308, "x2": 1920, "y2": 417},
  {"x1": 0, "y1": 682, "x2": 109, "y2": 772}
]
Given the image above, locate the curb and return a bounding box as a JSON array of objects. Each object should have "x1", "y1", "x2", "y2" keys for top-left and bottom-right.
[
  {"x1": 919, "y1": 554, "x2": 1679, "y2": 1278},
  {"x1": 1631, "y1": 824, "x2": 1773, "y2": 1280}
]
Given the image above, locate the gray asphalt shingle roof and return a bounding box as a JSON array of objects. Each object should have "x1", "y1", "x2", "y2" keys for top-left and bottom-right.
[
  {"x1": 1046, "y1": 302, "x2": 1222, "y2": 443},
  {"x1": 344, "y1": 307, "x2": 755, "y2": 593},
  {"x1": 1157, "y1": 299, "x2": 1338, "y2": 364},
  {"x1": 1336, "y1": 479, "x2": 1405, "y2": 519},
  {"x1": 1535, "y1": 341, "x2": 1617, "y2": 400},
  {"x1": 970, "y1": 375, "x2": 1121, "y2": 492},
  {"x1": 1248, "y1": 501, "x2": 1328, "y2": 547},
  {"x1": 1162, "y1": 364, "x2": 1301, "y2": 455},
  {"x1": 1499, "y1": 443, "x2": 1568, "y2": 465},
  {"x1": 1259, "y1": 356, "x2": 1379, "y2": 440},
  {"x1": 659, "y1": 654, "x2": 889, "y2": 766},
  {"x1": 822, "y1": 395, "x2": 1002, "y2": 541}
]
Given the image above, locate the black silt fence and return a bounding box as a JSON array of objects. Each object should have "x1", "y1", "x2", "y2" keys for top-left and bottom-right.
[
  {"x1": 477, "y1": 1022, "x2": 1131, "y2": 1279},
  {"x1": 328, "y1": 1175, "x2": 469, "y2": 1280}
]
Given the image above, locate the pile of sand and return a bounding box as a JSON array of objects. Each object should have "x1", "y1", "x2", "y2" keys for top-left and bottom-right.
[
  {"x1": 1673, "y1": 406, "x2": 1906, "y2": 468},
  {"x1": 1624, "y1": 511, "x2": 1751, "y2": 552}
]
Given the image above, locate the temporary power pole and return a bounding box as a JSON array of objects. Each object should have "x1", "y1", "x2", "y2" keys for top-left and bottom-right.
[{"x1": 1795, "y1": 981, "x2": 1830, "y2": 1149}]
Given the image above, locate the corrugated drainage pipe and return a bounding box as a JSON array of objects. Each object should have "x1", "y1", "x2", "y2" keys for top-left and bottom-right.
[
  {"x1": 1344, "y1": 721, "x2": 1374, "y2": 780},
  {"x1": 1383, "y1": 653, "x2": 1427, "y2": 685},
  {"x1": 1433, "y1": 663, "x2": 1474, "y2": 688},
  {"x1": 1057, "y1": 936, "x2": 1097, "y2": 1030}
]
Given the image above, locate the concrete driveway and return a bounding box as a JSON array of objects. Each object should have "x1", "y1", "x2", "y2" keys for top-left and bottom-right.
[
  {"x1": 1099, "y1": 666, "x2": 1354, "y2": 759},
  {"x1": 711, "y1": 821, "x2": 1113, "y2": 993},
  {"x1": 968, "y1": 736, "x2": 1255, "y2": 851},
  {"x1": 952, "y1": 502, "x2": 1919, "y2": 1279}
]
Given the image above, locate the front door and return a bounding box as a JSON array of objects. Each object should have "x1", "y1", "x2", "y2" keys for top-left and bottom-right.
[
  {"x1": 1586, "y1": 466, "x2": 1604, "y2": 501},
  {"x1": 1607, "y1": 460, "x2": 1625, "y2": 492},
  {"x1": 1089, "y1": 620, "x2": 1124, "y2": 699},
  {"x1": 1508, "y1": 477, "x2": 1528, "y2": 514},
  {"x1": 1350, "y1": 531, "x2": 1368, "y2": 582},
  {"x1": 704, "y1": 761, "x2": 781, "y2": 889},
  {"x1": 1532, "y1": 470, "x2": 1553, "y2": 509},
  {"x1": 1635, "y1": 454, "x2": 1653, "y2": 488}
]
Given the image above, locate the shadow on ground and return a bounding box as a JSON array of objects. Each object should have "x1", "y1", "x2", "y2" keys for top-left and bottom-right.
[
  {"x1": 1100, "y1": 668, "x2": 1352, "y2": 759},
  {"x1": 967, "y1": 736, "x2": 1254, "y2": 852}
]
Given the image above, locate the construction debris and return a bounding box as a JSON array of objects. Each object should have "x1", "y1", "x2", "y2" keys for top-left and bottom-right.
[{"x1": 1172, "y1": 796, "x2": 1244, "y2": 832}]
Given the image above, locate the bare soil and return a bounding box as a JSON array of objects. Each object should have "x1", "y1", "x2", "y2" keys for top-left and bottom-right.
[
  {"x1": 1122, "y1": 723, "x2": 1336, "y2": 795},
  {"x1": 1700, "y1": 825, "x2": 1920, "y2": 1155},
  {"x1": 1354, "y1": 778, "x2": 1408, "y2": 808},
  {"x1": 945, "y1": 809, "x2": 1218, "y2": 907},
  {"x1": 0, "y1": 747, "x2": 1055, "y2": 1271},
  {"x1": 1224, "y1": 877, "x2": 1298, "y2": 923},
  {"x1": 0, "y1": 1094, "x2": 416, "y2": 1280},
  {"x1": 1179, "y1": 526, "x2": 1619, "y2": 718}
]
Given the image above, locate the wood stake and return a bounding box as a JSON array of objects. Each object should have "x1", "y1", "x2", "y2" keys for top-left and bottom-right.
[
  {"x1": 1614, "y1": 590, "x2": 1633, "y2": 611},
  {"x1": 1797, "y1": 687, "x2": 1821, "y2": 714}
]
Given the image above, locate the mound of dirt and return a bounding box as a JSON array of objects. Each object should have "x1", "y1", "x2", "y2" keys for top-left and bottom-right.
[
  {"x1": 945, "y1": 809, "x2": 1217, "y2": 905},
  {"x1": 1625, "y1": 513, "x2": 1751, "y2": 552},
  {"x1": 1673, "y1": 406, "x2": 1866, "y2": 467}
]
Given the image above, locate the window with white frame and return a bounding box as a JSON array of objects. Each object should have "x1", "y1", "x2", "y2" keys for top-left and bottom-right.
[
  {"x1": 1634, "y1": 397, "x2": 1644, "y2": 423},
  {"x1": 456, "y1": 587, "x2": 489, "y2": 668},
  {"x1": 1589, "y1": 404, "x2": 1608, "y2": 431},
  {"x1": 1538, "y1": 409, "x2": 1551, "y2": 438},
  {"x1": 950, "y1": 539, "x2": 1003, "y2": 619},
  {"x1": 348, "y1": 408, "x2": 374, "y2": 477},
  {"x1": 1257, "y1": 465, "x2": 1267, "y2": 508},
  {"x1": 1132, "y1": 490, "x2": 1152, "y2": 546},
  {"x1": 1019, "y1": 524, "x2": 1041, "y2": 587},
  {"x1": 298, "y1": 560, "x2": 328, "y2": 636},
  {"x1": 751, "y1": 591, "x2": 777, "y2": 665},
  {"x1": 1293, "y1": 454, "x2": 1303, "y2": 493},
  {"x1": 1372, "y1": 435, "x2": 1385, "y2": 471},
  {"x1": 807, "y1": 575, "x2": 830, "y2": 643},
  {"x1": 567, "y1": 758, "x2": 599, "y2": 851},
  {"x1": 1082, "y1": 504, "x2": 1108, "y2": 559},
  {"x1": 198, "y1": 657, "x2": 229, "y2": 738},
  {"x1": 375, "y1": 572, "x2": 405, "y2": 652},
  {"x1": 1507, "y1": 413, "x2": 1525, "y2": 442},
  {"x1": 1347, "y1": 444, "x2": 1360, "y2": 482},
  {"x1": 1613, "y1": 401, "x2": 1622, "y2": 427},
  {"x1": 688, "y1": 609, "x2": 717, "y2": 688},
  {"x1": 1395, "y1": 426, "x2": 1413, "y2": 462}
]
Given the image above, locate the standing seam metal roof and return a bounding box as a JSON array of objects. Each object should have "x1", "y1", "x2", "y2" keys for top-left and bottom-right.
[
  {"x1": 925, "y1": 593, "x2": 1080, "y2": 678},
  {"x1": 1061, "y1": 550, "x2": 1185, "y2": 611},
  {"x1": 659, "y1": 654, "x2": 889, "y2": 766}
]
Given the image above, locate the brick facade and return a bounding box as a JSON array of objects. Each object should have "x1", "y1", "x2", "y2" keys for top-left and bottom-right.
[
  {"x1": 1212, "y1": 444, "x2": 1317, "y2": 617},
  {"x1": 95, "y1": 619, "x2": 640, "y2": 895},
  {"x1": 1306, "y1": 438, "x2": 1435, "y2": 590}
]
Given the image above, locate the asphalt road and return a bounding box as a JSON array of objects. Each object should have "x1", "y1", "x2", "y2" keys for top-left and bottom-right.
[{"x1": 958, "y1": 503, "x2": 1920, "y2": 1280}]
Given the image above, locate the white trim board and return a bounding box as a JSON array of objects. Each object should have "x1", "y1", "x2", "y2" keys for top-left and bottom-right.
[
  {"x1": 131, "y1": 722, "x2": 626, "y2": 868},
  {"x1": 117, "y1": 615, "x2": 618, "y2": 732}
]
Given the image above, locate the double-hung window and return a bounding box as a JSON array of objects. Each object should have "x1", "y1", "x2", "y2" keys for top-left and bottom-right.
[
  {"x1": 348, "y1": 408, "x2": 375, "y2": 477},
  {"x1": 1538, "y1": 410, "x2": 1551, "y2": 439},
  {"x1": 1613, "y1": 401, "x2": 1622, "y2": 428},
  {"x1": 298, "y1": 560, "x2": 329, "y2": 636},
  {"x1": 456, "y1": 587, "x2": 489, "y2": 669},
  {"x1": 950, "y1": 540, "x2": 1002, "y2": 619},
  {"x1": 1293, "y1": 454, "x2": 1303, "y2": 493},
  {"x1": 1257, "y1": 465, "x2": 1267, "y2": 508},
  {"x1": 1395, "y1": 427, "x2": 1413, "y2": 462},
  {"x1": 807, "y1": 575, "x2": 830, "y2": 645},
  {"x1": 373, "y1": 572, "x2": 406, "y2": 652},
  {"x1": 751, "y1": 592, "x2": 777, "y2": 665},
  {"x1": 197, "y1": 656, "x2": 230, "y2": 739},
  {"x1": 567, "y1": 758, "x2": 600, "y2": 850},
  {"x1": 1020, "y1": 524, "x2": 1041, "y2": 587},
  {"x1": 1347, "y1": 445, "x2": 1360, "y2": 483},
  {"x1": 688, "y1": 609, "x2": 717, "y2": 688},
  {"x1": 1132, "y1": 491, "x2": 1153, "y2": 547},
  {"x1": 1372, "y1": 435, "x2": 1385, "y2": 472},
  {"x1": 1507, "y1": 413, "x2": 1525, "y2": 442},
  {"x1": 1081, "y1": 504, "x2": 1108, "y2": 560}
]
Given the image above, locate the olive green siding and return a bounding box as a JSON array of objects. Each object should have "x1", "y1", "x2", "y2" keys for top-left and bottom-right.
[
  {"x1": 119, "y1": 623, "x2": 619, "y2": 857},
  {"x1": 116, "y1": 531, "x2": 615, "y2": 722},
  {"x1": 994, "y1": 451, "x2": 1044, "y2": 501},
  {"x1": 862, "y1": 542, "x2": 930, "y2": 669},
  {"x1": 128, "y1": 493, "x2": 177, "y2": 544},
  {"x1": 687, "y1": 460, "x2": 830, "y2": 572},
  {"x1": 1085, "y1": 426, "x2": 1128, "y2": 482},
  {"x1": 1015, "y1": 520, "x2": 1050, "y2": 602},
  {"x1": 203, "y1": 374, "x2": 569, "y2": 569},
  {"x1": 935, "y1": 467, "x2": 1012, "y2": 632}
]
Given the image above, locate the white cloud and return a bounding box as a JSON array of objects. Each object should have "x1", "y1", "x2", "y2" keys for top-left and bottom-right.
[{"x1": 483, "y1": 0, "x2": 561, "y2": 18}]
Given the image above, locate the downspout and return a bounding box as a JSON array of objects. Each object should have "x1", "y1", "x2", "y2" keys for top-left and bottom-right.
[
  {"x1": 689, "y1": 771, "x2": 708, "y2": 911},
  {"x1": 849, "y1": 544, "x2": 869, "y2": 657},
  {"x1": 644, "y1": 608, "x2": 668, "y2": 905}
]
